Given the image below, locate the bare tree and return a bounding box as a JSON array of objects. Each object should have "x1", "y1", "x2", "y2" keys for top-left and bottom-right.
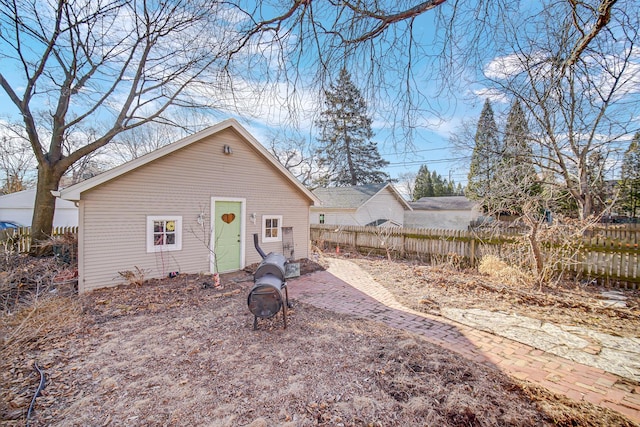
[
  {"x1": 396, "y1": 171, "x2": 417, "y2": 200},
  {"x1": 0, "y1": 124, "x2": 36, "y2": 194},
  {"x1": 472, "y1": 168, "x2": 603, "y2": 286},
  {"x1": 108, "y1": 109, "x2": 215, "y2": 163},
  {"x1": 267, "y1": 134, "x2": 318, "y2": 188},
  {"x1": 109, "y1": 122, "x2": 187, "y2": 164},
  {"x1": 0, "y1": 0, "x2": 627, "y2": 253},
  {"x1": 0, "y1": 0, "x2": 237, "y2": 251},
  {"x1": 226, "y1": 1, "x2": 622, "y2": 144},
  {"x1": 475, "y1": 1, "x2": 639, "y2": 220}
]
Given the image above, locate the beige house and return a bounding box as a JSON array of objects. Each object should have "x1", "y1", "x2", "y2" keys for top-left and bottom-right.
[
  {"x1": 310, "y1": 183, "x2": 411, "y2": 227},
  {"x1": 57, "y1": 119, "x2": 319, "y2": 293}
]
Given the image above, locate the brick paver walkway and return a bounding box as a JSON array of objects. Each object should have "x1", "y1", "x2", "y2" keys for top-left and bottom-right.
[{"x1": 287, "y1": 258, "x2": 640, "y2": 423}]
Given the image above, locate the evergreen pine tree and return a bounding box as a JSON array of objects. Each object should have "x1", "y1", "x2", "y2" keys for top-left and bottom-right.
[
  {"x1": 413, "y1": 164, "x2": 460, "y2": 199},
  {"x1": 431, "y1": 170, "x2": 446, "y2": 196},
  {"x1": 467, "y1": 99, "x2": 502, "y2": 205},
  {"x1": 619, "y1": 132, "x2": 640, "y2": 218},
  {"x1": 446, "y1": 180, "x2": 454, "y2": 196},
  {"x1": 316, "y1": 68, "x2": 389, "y2": 186},
  {"x1": 501, "y1": 99, "x2": 539, "y2": 213},
  {"x1": 413, "y1": 165, "x2": 433, "y2": 200}
]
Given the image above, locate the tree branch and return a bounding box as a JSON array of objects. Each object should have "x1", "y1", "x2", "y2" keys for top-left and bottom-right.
[
  {"x1": 342, "y1": 0, "x2": 447, "y2": 43},
  {"x1": 564, "y1": 0, "x2": 617, "y2": 68}
]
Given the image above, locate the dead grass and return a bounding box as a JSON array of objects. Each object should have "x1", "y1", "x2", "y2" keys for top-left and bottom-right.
[
  {"x1": 478, "y1": 254, "x2": 531, "y2": 286},
  {"x1": 351, "y1": 254, "x2": 640, "y2": 339},
  {"x1": 1, "y1": 296, "x2": 82, "y2": 350},
  {"x1": 0, "y1": 254, "x2": 638, "y2": 426}
]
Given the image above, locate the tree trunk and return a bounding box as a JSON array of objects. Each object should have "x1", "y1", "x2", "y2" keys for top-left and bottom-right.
[
  {"x1": 29, "y1": 165, "x2": 63, "y2": 255},
  {"x1": 582, "y1": 194, "x2": 593, "y2": 220},
  {"x1": 527, "y1": 219, "x2": 545, "y2": 280}
]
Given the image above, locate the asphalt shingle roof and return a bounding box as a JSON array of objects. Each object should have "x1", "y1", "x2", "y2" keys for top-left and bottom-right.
[
  {"x1": 312, "y1": 183, "x2": 388, "y2": 209},
  {"x1": 409, "y1": 196, "x2": 477, "y2": 211}
]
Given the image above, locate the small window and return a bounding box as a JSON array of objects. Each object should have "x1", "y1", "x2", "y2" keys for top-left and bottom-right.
[
  {"x1": 319, "y1": 213, "x2": 325, "y2": 224},
  {"x1": 262, "y1": 215, "x2": 283, "y2": 243},
  {"x1": 147, "y1": 216, "x2": 182, "y2": 252}
]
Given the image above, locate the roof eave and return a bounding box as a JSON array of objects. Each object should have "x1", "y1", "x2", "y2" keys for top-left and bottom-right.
[{"x1": 359, "y1": 183, "x2": 412, "y2": 211}]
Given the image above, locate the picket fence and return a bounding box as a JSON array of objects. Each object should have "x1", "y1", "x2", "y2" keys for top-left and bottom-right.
[
  {"x1": 1, "y1": 226, "x2": 79, "y2": 253},
  {"x1": 311, "y1": 224, "x2": 640, "y2": 289},
  {"x1": 3, "y1": 224, "x2": 638, "y2": 288}
]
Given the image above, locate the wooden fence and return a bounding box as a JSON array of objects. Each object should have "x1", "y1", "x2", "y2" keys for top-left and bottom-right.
[
  {"x1": 585, "y1": 224, "x2": 640, "y2": 244},
  {"x1": 3, "y1": 224, "x2": 638, "y2": 288},
  {"x1": 311, "y1": 224, "x2": 640, "y2": 289},
  {"x1": 1, "y1": 226, "x2": 79, "y2": 254}
]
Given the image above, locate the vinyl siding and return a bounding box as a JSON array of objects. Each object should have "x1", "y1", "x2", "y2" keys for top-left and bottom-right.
[
  {"x1": 309, "y1": 209, "x2": 359, "y2": 226},
  {"x1": 356, "y1": 189, "x2": 406, "y2": 226},
  {"x1": 79, "y1": 128, "x2": 311, "y2": 292},
  {"x1": 310, "y1": 188, "x2": 407, "y2": 227},
  {"x1": 404, "y1": 210, "x2": 481, "y2": 230}
]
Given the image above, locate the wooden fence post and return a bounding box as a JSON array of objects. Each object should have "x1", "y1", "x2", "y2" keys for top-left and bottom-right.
[{"x1": 470, "y1": 237, "x2": 476, "y2": 266}]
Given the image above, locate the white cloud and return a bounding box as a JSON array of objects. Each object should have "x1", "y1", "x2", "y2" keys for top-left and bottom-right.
[
  {"x1": 472, "y1": 87, "x2": 509, "y2": 104},
  {"x1": 588, "y1": 51, "x2": 640, "y2": 100},
  {"x1": 192, "y1": 76, "x2": 320, "y2": 130},
  {"x1": 483, "y1": 53, "x2": 528, "y2": 80}
]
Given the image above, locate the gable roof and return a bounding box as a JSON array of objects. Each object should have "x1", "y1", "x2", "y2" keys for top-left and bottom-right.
[
  {"x1": 409, "y1": 196, "x2": 477, "y2": 211},
  {"x1": 56, "y1": 119, "x2": 319, "y2": 205},
  {"x1": 312, "y1": 183, "x2": 411, "y2": 210}
]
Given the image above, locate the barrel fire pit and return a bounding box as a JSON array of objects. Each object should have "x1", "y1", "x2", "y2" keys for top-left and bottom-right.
[{"x1": 247, "y1": 234, "x2": 291, "y2": 330}]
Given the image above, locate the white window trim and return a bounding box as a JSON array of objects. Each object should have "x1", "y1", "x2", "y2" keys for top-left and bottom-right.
[
  {"x1": 262, "y1": 215, "x2": 283, "y2": 243},
  {"x1": 147, "y1": 215, "x2": 182, "y2": 253}
]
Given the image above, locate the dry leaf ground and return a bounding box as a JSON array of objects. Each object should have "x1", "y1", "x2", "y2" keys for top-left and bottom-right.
[
  {"x1": 349, "y1": 256, "x2": 640, "y2": 339},
  {"x1": 1, "y1": 254, "x2": 638, "y2": 426}
]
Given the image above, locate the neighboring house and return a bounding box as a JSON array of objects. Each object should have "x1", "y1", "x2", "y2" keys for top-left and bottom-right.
[
  {"x1": 311, "y1": 183, "x2": 411, "y2": 227},
  {"x1": 0, "y1": 188, "x2": 78, "y2": 228},
  {"x1": 405, "y1": 196, "x2": 482, "y2": 230},
  {"x1": 57, "y1": 119, "x2": 319, "y2": 293}
]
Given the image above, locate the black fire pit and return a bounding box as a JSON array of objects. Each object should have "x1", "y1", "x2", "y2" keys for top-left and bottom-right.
[{"x1": 247, "y1": 234, "x2": 291, "y2": 330}]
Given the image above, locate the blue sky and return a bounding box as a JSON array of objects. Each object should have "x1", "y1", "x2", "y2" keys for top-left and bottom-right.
[
  {"x1": 225, "y1": 4, "x2": 486, "y2": 189},
  {"x1": 0, "y1": 1, "x2": 484, "y2": 191},
  {"x1": 2, "y1": 1, "x2": 637, "y2": 194}
]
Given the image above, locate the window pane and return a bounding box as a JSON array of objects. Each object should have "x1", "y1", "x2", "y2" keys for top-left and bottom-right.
[
  {"x1": 148, "y1": 216, "x2": 182, "y2": 253},
  {"x1": 271, "y1": 229, "x2": 278, "y2": 238},
  {"x1": 154, "y1": 233, "x2": 164, "y2": 245}
]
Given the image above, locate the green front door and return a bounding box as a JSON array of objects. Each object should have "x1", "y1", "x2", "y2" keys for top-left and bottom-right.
[{"x1": 214, "y1": 201, "x2": 242, "y2": 272}]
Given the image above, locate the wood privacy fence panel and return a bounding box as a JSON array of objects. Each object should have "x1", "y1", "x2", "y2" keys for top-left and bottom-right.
[
  {"x1": 311, "y1": 224, "x2": 640, "y2": 289},
  {"x1": 403, "y1": 228, "x2": 471, "y2": 260},
  {"x1": 311, "y1": 225, "x2": 490, "y2": 264},
  {"x1": 577, "y1": 239, "x2": 640, "y2": 288}
]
